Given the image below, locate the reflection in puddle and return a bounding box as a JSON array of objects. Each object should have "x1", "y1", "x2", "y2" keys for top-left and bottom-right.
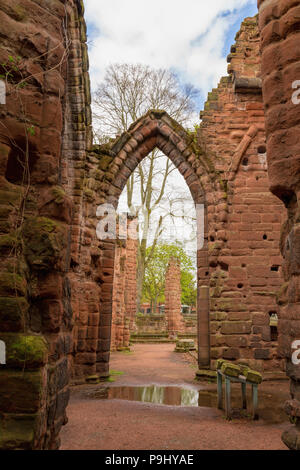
[
  {"x1": 88, "y1": 384, "x2": 288, "y2": 424},
  {"x1": 108, "y1": 385, "x2": 199, "y2": 407}
]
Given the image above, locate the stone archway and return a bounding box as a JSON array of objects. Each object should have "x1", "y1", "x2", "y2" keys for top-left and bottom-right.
[{"x1": 96, "y1": 110, "x2": 215, "y2": 377}]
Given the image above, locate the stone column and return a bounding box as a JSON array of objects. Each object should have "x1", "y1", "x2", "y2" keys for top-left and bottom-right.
[
  {"x1": 111, "y1": 216, "x2": 138, "y2": 350},
  {"x1": 124, "y1": 216, "x2": 138, "y2": 331},
  {"x1": 165, "y1": 257, "x2": 183, "y2": 337}
]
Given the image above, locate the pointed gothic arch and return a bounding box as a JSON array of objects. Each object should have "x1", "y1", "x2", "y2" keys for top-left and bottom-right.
[{"x1": 97, "y1": 110, "x2": 215, "y2": 375}]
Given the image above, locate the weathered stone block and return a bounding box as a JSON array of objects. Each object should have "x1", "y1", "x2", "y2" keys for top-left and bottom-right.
[
  {"x1": 254, "y1": 348, "x2": 271, "y2": 360},
  {"x1": 0, "y1": 413, "x2": 41, "y2": 450},
  {"x1": 221, "y1": 362, "x2": 240, "y2": 378},
  {"x1": 222, "y1": 347, "x2": 240, "y2": 360},
  {"x1": 22, "y1": 217, "x2": 65, "y2": 271},
  {"x1": 245, "y1": 369, "x2": 262, "y2": 384},
  {"x1": 221, "y1": 321, "x2": 252, "y2": 335},
  {"x1": 0, "y1": 334, "x2": 48, "y2": 370},
  {"x1": 0, "y1": 297, "x2": 28, "y2": 332},
  {"x1": 0, "y1": 370, "x2": 44, "y2": 413}
]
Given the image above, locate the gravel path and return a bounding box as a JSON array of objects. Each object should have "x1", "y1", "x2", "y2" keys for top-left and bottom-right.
[{"x1": 60, "y1": 344, "x2": 288, "y2": 450}]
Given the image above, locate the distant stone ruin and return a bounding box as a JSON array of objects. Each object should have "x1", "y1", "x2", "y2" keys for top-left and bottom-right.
[{"x1": 0, "y1": 0, "x2": 299, "y2": 450}]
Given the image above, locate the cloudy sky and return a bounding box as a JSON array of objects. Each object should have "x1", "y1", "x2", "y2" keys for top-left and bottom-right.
[
  {"x1": 84, "y1": 0, "x2": 257, "y2": 110},
  {"x1": 85, "y1": 0, "x2": 258, "y2": 263}
]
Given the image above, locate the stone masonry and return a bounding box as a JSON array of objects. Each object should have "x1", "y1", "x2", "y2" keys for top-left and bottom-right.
[
  {"x1": 258, "y1": 0, "x2": 300, "y2": 450},
  {"x1": 165, "y1": 257, "x2": 184, "y2": 336},
  {"x1": 111, "y1": 217, "x2": 138, "y2": 351},
  {"x1": 198, "y1": 16, "x2": 285, "y2": 371},
  {"x1": 0, "y1": 0, "x2": 297, "y2": 451},
  {"x1": 0, "y1": 0, "x2": 92, "y2": 449}
]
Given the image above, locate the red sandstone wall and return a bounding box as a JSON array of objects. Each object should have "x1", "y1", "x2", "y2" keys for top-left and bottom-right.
[
  {"x1": 258, "y1": 0, "x2": 300, "y2": 450},
  {"x1": 199, "y1": 16, "x2": 286, "y2": 372},
  {"x1": 165, "y1": 257, "x2": 184, "y2": 336},
  {"x1": 111, "y1": 218, "x2": 138, "y2": 351},
  {"x1": 0, "y1": 1, "x2": 293, "y2": 450},
  {"x1": 0, "y1": 0, "x2": 92, "y2": 449}
]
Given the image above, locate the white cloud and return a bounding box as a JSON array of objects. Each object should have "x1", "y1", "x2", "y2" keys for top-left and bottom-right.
[{"x1": 84, "y1": 0, "x2": 257, "y2": 103}]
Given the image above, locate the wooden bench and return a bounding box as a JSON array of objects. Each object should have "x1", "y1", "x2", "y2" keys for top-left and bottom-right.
[{"x1": 216, "y1": 360, "x2": 262, "y2": 420}]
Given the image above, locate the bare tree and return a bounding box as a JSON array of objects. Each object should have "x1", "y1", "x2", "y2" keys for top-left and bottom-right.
[{"x1": 93, "y1": 63, "x2": 199, "y2": 310}]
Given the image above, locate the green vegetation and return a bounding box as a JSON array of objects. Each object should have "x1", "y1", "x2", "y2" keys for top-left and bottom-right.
[
  {"x1": 142, "y1": 242, "x2": 196, "y2": 312},
  {"x1": 109, "y1": 370, "x2": 124, "y2": 376}
]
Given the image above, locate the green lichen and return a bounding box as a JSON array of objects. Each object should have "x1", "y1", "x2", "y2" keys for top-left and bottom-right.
[
  {"x1": 83, "y1": 188, "x2": 95, "y2": 201},
  {"x1": 105, "y1": 377, "x2": 115, "y2": 383},
  {"x1": 0, "y1": 234, "x2": 20, "y2": 254},
  {"x1": 0, "y1": 297, "x2": 28, "y2": 331},
  {"x1": 0, "y1": 189, "x2": 22, "y2": 207},
  {"x1": 52, "y1": 186, "x2": 65, "y2": 204},
  {"x1": 221, "y1": 362, "x2": 240, "y2": 378},
  {"x1": 245, "y1": 369, "x2": 262, "y2": 384},
  {"x1": 109, "y1": 370, "x2": 124, "y2": 376},
  {"x1": 10, "y1": 4, "x2": 27, "y2": 21},
  {"x1": 6, "y1": 335, "x2": 48, "y2": 369},
  {"x1": 98, "y1": 154, "x2": 114, "y2": 171},
  {"x1": 0, "y1": 273, "x2": 26, "y2": 297},
  {"x1": 216, "y1": 358, "x2": 226, "y2": 370},
  {"x1": 22, "y1": 217, "x2": 64, "y2": 271},
  {"x1": 0, "y1": 413, "x2": 38, "y2": 449}
]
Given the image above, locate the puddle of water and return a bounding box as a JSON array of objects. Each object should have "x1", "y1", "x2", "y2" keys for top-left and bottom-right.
[{"x1": 87, "y1": 384, "x2": 288, "y2": 424}]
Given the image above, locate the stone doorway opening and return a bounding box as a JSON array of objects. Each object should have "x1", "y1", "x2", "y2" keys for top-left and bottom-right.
[
  {"x1": 95, "y1": 110, "x2": 211, "y2": 378},
  {"x1": 111, "y1": 149, "x2": 199, "y2": 356}
]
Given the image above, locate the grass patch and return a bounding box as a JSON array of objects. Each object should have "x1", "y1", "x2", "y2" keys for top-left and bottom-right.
[
  {"x1": 104, "y1": 377, "x2": 115, "y2": 383},
  {"x1": 109, "y1": 369, "x2": 124, "y2": 376}
]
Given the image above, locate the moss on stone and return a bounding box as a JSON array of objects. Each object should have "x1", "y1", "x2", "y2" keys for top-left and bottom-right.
[
  {"x1": 52, "y1": 186, "x2": 65, "y2": 204},
  {"x1": 0, "y1": 189, "x2": 22, "y2": 207},
  {"x1": 0, "y1": 297, "x2": 28, "y2": 331},
  {"x1": 4, "y1": 334, "x2": 48, "y2": 369},
  {"x1": 221, "y1": 361, "x2": 241, "y2": 377},
  {"x1": 216, "y1": 359, "x2": 226, "y2": 370},
  {"x1": 245, "y1": 369, "x2": 262, "y2": 384},
  {"x1": 98, "y1": 154, "x2": 114, "y2": 170},
  {"x1": 83, "y1": 188, "x2": 95, "y2": 201},
  {"x1": 0, "y1": 205, "x2": 12, "y2": 219},
  {"x1": 0, "y1": 370, "x2": 43, "y2": 414},
  {"x1": 238, "y1": 364, "x2": 250, "y2": 376},
  {"x1": 22, "y1": 217, "x2": 64, "y2": 271},
  {"x1": 0, "y1": 273, "x2": 26, "y2": 297},
  {"x1": 0, "y1": 234, "x2": 20, "y2": 254},
  {"x1": 0, "y1": 413, "x2": 39, "y2": 450}
]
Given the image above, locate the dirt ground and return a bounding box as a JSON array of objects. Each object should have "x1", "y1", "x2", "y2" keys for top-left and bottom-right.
[{"x1": 60, "y1": 344, "x2": 290, "y2": 450}]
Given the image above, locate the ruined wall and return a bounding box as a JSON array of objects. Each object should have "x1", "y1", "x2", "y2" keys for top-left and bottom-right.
[
  {"x1": 84, "y1": 14, "x2": 286, "y2": 373},
  {"x1": 0, "y1": 1, "x2": 293, "y2": 450},
  {"x1": 199, "y1": 16, "x2": 286, "y2": 372},
  {"x1": 258, "y1": 0, "x2": 300, "y2": 450},
  {"x1": 0, "y1": 0, "x2": 92, "y2": 450},
  {"x1": 111, "y1": 217, "x2": 138, "y2": 351},
  {"x1": 165, "y1": 257, "x2": 184, "y2": 336}
]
